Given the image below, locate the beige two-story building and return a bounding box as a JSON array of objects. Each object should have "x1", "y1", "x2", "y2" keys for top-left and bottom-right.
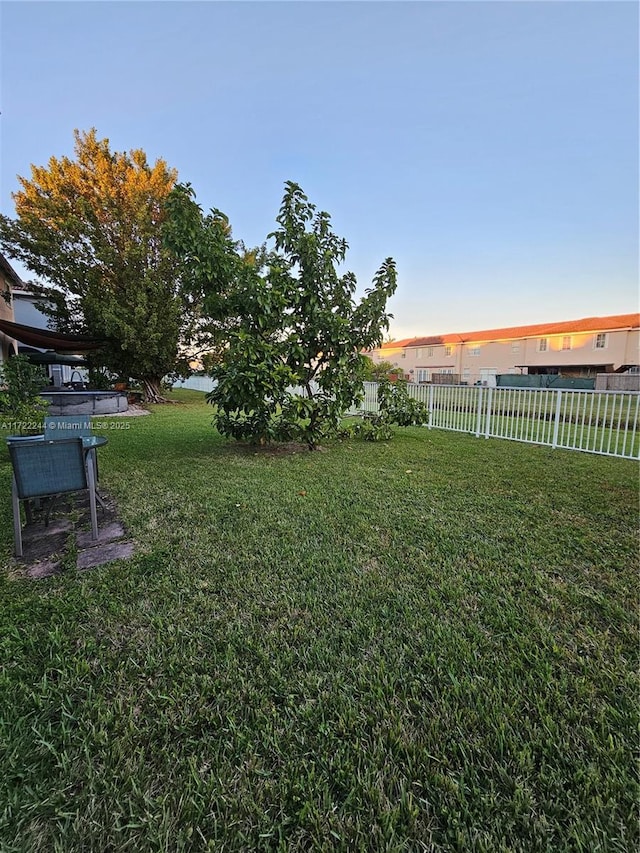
[{"x1": 368, "y1": 313, "x2": 640, "y2": 386}]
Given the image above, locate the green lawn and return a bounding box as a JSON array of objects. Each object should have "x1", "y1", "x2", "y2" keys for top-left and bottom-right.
[{"x1": 1, "y1": 390, "x2": 638, "y2": 852}]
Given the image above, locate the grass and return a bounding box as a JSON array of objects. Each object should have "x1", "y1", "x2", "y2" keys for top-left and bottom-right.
[{"x1": 0, "y1": 389, "x2": 638, "y2": 852}]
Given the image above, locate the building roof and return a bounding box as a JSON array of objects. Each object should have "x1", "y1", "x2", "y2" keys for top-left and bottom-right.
[
  {"x1": 378, "y1": 313, "x2": 640, "y2": 350},
  {"x1": 0, "y1": 254, "x2": 23, "y2": 289}
]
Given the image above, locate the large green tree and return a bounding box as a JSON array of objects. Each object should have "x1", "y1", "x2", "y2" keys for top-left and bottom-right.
[
  {"x1": 165, "y1": 181, "x2": 398, "y2": 449},
  {"x1": 162, "y1": 182, "x2": 245, "y2": 373},
  {"x1": 0, "y1": 129, "x2": 189, "y2": 402}
]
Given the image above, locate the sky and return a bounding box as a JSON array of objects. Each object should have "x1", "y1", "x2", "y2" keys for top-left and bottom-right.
[{"x1": 1, "y1": 0, "x2": 638, "y2": 340}]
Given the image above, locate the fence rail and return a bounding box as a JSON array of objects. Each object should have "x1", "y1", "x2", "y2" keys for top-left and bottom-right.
[{"x1": 355, "y1": 382, "x2": 640, "y2": 460}]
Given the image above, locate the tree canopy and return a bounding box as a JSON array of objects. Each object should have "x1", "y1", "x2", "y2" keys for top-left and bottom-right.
[
  {"x1": 362, "y1": 357, "x2": 405, "y2": 382},
  {"x1": 162, "y1": 182, "x2": 245, "y2": 372},
  {"x1": 165, "y1": 180, "x2": 398, "y2": 448},
  {"x1": 0, "y1": 129, "x2": 187, "y2": 401}
]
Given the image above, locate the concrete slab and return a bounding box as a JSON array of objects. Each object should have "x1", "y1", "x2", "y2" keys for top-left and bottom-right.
[
  {"x1": 11, "y1": 486, "x2": 134, "y2": 578},
  {"x1": 76, "y1": 521, "x2": 126, "y2": 548},
  {"x1": 77, "y1": 540, "x2": 135, "y2": 570},
  {"x1": 19, "y1": 532, "x2": 70, "y2": 563},
  {"x1": 22, "y1": 518, "x2": 73, "y2": 542}
]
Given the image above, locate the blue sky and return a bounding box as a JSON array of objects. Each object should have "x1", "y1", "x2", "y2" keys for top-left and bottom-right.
[{"x1": 1, "y1": 1, "x2": 638, "y2": 339}]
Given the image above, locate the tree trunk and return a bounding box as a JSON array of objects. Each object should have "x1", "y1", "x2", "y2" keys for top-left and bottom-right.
[{"x1": 141, "y1": 377, "x2": 169, "y2": 404}]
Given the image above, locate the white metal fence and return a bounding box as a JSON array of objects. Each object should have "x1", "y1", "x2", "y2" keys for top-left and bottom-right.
[
  {"x1": 173, "y1": 376, "x2": 639, "y2": 459},
  {"x1": 355, "y1": 382, "x2": 640, "y2": 460},
  {"x1": 173, "y1": 376, "x2": 217, "y2": 393}
]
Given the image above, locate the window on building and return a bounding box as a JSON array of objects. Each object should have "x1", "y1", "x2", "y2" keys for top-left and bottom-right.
[
  {"x1": 594, "y1": 333, "x2": 607, "y2": 350},
  {"x1": 468, "y1": 346, "x2": 480, "y2": 357},
  {"x1": 538, "y1": 338, "x2": 548, "y2": 352},
  {"x1": 427, "y1": 347, "x2": 434, "y2": 357},
  {"x1": 416, "y1": 369, "x2": 430, "y2": 383},
  {"x1": 562, "y1": 336, "x2": 571, "y2": 351},
  {"x1": 444, "y1": 345, "x2": 453, "y2": 357},
  {"x1": 415, "y1": 348, "x2": 422, "y2": 359},
  {"x1": 511, "y1": 341, "x2": 520, "y2": 353}
]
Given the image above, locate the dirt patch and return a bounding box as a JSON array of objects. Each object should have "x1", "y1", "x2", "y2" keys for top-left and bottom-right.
[{"x1": 230, "y1": 441, "x2": 329, "y2": 456}]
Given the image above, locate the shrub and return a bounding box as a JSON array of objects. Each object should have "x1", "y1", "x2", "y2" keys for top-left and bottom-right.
[{"x1": 0, "y1": 355, "x2": 49, "y2": 433}]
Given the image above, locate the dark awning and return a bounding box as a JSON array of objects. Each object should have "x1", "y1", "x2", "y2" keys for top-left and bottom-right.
[
  {"x1": 18, "y1": 347, "x2": 88, "y2": 367},
  {"x1": 0, "y1": 318, "x2": 103, "y2": 352}
]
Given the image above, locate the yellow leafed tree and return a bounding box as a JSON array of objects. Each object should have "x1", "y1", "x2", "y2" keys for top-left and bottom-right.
[{"x1": 0, "y1": 129, "x2": 189, "y2": 402}]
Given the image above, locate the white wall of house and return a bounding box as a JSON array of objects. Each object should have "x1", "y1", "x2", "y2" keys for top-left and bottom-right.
[
  {"x1": 11, "y1": 291, "x2": 88, "y2": 385},
  {"x1": 0, "y1": 296, "x2": 16, "y2": 363},
  {"x1": 12, "y1": 292, "x2": 49, "y2": 329}
]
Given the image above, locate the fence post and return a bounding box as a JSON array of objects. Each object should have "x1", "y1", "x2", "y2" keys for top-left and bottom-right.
[
  {"x1": 484, "y1": 386, "x2": 493, "y2": 438},
  {"x1": 551, "y1": 389, "x2": 563, "y2": 449},
  {"x1": 475, "y1": 386, "x2": 483, "y2": 437},
  {"x1": 428, "y1": 384, "x2": 434, "y2": 429}
]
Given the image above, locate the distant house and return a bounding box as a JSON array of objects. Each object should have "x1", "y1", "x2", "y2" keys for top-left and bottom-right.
[
  {"x1": 0, "y1": 254, "x2": 20, "y2": 363},
  {"x1": 9, "y1": 289, "x2": 88, "y2": 385},
  {"x1": 367, "y1": 314, "x2": 640, "y2": 387},
  {"x1": 0, "y1": 253, "x2": 99, "y2": 383}
]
